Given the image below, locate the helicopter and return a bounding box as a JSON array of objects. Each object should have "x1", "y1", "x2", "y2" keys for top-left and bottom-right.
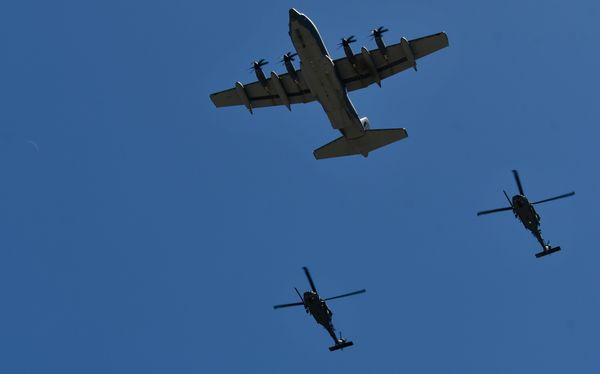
[
  {"x1": 273, "y1": 267, "x2": 365, "y2": 351},
  {"x1": 477, "y1": 170, "x2": 575, "y2": 258}
]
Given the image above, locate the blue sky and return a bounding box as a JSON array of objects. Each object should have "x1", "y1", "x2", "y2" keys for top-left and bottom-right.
[{"x1": 1, "y1": 0, "x2": 599, "y2": 373}]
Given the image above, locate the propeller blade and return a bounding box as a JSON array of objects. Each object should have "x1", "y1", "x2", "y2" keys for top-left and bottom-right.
[
  {"x1": 294, "y1": 287, "x2": 304, "y2": 304},
  {"x1": 302, "y1": 267, "x2": 318, "y2": 293},
  {"x1": 281, "y1": 52, "x2": 298, "y2": 63},
  {"x1": 532, "y1": 191, "x2": 575, "y2": 205},
  {"x1": 339, "y1": 36, "x2": 356, "y2": 46},
  {"x1": 372, "y1": 26, "x2": 388, "y2": 35},
  {"x1": 324, "y1": 289, "x2": 366, "y2": 301},
  {"x1": 476, "y1": 206, "x2": 513, "y2": 216},
  {"x1": 512, "y1": 170, "x2": 525, "y2": 195},
  {"x1": 273, "y1": 301, "x2": 304, "y2": 309},
  {"x1": 503, "y1": 190, "x2": 513, "y2": 207}
]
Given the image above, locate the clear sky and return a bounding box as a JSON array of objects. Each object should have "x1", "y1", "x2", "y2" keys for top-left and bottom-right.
[{"x1": 1, "y1": 0, "x2": 599, "y2": 373}]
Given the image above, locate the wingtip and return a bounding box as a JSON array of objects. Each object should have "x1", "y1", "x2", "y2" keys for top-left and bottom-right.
[
  {"x1": 209, "y1": 93, "x2": 219, "y2": 107},
  {"x1": 440, "y1": 31, "x2": 449, "y2": 46}
]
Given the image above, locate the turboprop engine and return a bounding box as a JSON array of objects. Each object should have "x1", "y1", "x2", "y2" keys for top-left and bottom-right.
[
  {"x1": 339, "y1": 35, "x2": 358, "y2": 66},
  {"x1": 251, "y1": 59, "x2": 269, "y2": 87},
  {"x1": 281, "y1": 52, "x2": 300, "y2": 83},
  {"x1": 370, "y1": 26, "x2": 389, "y2": 57}
]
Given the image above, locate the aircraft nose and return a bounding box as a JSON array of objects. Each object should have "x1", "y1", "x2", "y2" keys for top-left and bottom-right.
[{"x1": 289, "y1": 8, "x2": 301, "y2": 19}]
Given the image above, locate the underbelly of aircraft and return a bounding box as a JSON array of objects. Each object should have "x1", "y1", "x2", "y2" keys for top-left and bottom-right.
[{"x1": 301, "y1": 57, "x2": 364, "y2": 136}]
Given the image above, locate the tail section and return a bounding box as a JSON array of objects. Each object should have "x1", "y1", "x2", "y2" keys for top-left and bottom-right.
[
  {"x1": 329, "y1": 339, "x2": 354, "y2": 352},
  {"x1": 313, "y1": 128, "x2": 408, "y2": 160},
  {"x1": 535, "y1": 246, "x2": 561, "y2": 258}
]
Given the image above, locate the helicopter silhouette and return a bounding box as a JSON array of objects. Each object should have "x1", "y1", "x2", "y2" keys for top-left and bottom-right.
[
  {"x1": 477, "y1": 170, "x2": 575, "y2": 258},
  {"x1": 273, "y1": 267, "x2": 365, "y2": 351}
]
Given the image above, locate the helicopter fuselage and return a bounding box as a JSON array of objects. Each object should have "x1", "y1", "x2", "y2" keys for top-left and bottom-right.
[
  {"x1": 303, "y1": 291, "x2": 338, "y2": 342},
  {"x1": 477, "y1": 170, "x2": 574, "y2": 256},
  {"x1": 512, "y1": 194, "x2": 546, "y2": 247},
  {"x1": 512, "y1": 195, "x2": 540, "y2": 230}
]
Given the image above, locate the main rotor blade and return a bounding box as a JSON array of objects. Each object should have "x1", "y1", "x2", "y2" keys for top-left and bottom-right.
[
  {"x1": 273, "y1": 302, "x2": 304, "y2": 309},
  {"x1": 294, "y1": 287, "x2": 304, "y2": 304},
  {"x1": 303, "y1": 267, "x2": 318, "y2": 293},
  {"x1": 476, "y1": 206, "x2": 513, "y2": 216},
  {"x1": 503, "y1": 190, "x2": 513, "y2": 207},
  {"x1": 512, "y1": 170, "x2": 525, "y2": 195},
  {"x1": 532, "y1": 191, "x2": 575, "y2": 205},
  {"x1": 324, "y1": 289, "x2": 366, "y2": 301}
]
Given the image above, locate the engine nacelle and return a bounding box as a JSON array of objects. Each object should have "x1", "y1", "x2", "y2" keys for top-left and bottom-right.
[
  {"x1": 360, "y1": 117, "x2": 371, "y2": 130},
  {"x1": 251, "y1": 60, "x2": 269, "y2": 87},
  {"x1": 284, "y1": 60, "x2": 299, "y2": 83},
  {"x1": 374, "y1": 34, "x2": 386, "y2": 51},
  {"x1": 253, "y1": 67, "x2": 267, "y2": 86}
]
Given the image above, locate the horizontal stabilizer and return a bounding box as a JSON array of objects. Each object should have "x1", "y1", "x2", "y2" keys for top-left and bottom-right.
[
  {"x1": 535, "y1": 246, "x2": 561, "y2": 258},
  {"x1": 314, "y1": 128, "x2": 408, "y2": 160},
  {"x1": 329, "y1": 340, "x2": 354, "y2": 352}
]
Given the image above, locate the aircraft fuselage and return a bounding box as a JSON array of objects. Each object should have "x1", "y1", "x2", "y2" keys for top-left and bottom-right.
[
  {"x1": 303, "y1": 291, "x2": 338, "y2": 343},
  {"x1": 512, "y1": 195, "x2": 540, "y2": 231},
  {"x1": 288, "y1": 8, "x2": 366, "y2": 139},
  {"x1": 512, "y1": 194, "x2": 547, "y2": 247}
]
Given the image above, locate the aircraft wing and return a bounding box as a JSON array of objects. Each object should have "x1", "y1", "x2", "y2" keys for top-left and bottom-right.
[
  {"x1": 334, "y1": 32, "x2": 449, "y2": 92},
  {"x1": 209, "y1": 70, "x2": 315, "y2": 111}
]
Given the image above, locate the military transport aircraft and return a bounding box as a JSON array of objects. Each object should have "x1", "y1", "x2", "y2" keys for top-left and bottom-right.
[
  {"x1": 477, "y1": 170, "x2": 575, "y2": 258},
  {"x1": 210, "y1": 8, "x2": 449, "y2": 159},
  {"x1": 273, "y1": 267, "x2": 366, "y2": 351}
]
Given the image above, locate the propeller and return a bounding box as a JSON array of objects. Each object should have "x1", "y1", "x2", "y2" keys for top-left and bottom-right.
[
  {"x1": 370, "y1": 26, "x2": 389, "y2": 39},
  {"x1": 512, "y1": 170, "x2": 525, "y2": 196},
  {"x1": 303, "y1": 266, "x2": 318, "y2": 293},
  {"x1": 338, "y1": 35, "x2": 357, "y2": 48},
  {"x1": 249, "y1": 59, "x2": 268, "y2": 71},
  {"x1": 324, "y1": 289, "x2": 366, "y2": 301},
  {"x1": 532, "y1": 191, "x2": 575, "y2": 205},
  {"x1": 281, "y1": 52, "x2": 298, "y2": 63}
]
